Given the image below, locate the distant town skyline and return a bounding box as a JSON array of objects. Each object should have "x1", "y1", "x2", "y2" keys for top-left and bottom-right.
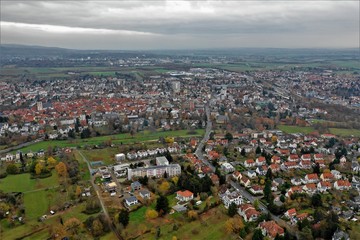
[{"x1": 1, "y1": 1, "x2": 359, "y2": 50}]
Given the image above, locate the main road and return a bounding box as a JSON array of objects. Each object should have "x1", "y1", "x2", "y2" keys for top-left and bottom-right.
[
  {"x1": 77, "y1": 150, "x2": 123, "y2": 240},
  {"x1": 194, "y1": 104, "x2": 215, "y2": 172}
]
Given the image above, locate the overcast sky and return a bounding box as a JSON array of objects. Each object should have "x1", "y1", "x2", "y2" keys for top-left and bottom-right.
[{"x1": 1, "y1": 1, "x2": 359, "y2": 50}]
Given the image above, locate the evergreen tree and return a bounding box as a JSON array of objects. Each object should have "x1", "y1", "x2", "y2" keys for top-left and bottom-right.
[
  {"x1": 118, "y1": 209, "x2": 129, "y2": 227},
  {"x1": 156, "y1": 195, "x2": 169, "y2": 216},
  {"x1": 228, "y1": 202, "x2": 237, "y2": 217}
]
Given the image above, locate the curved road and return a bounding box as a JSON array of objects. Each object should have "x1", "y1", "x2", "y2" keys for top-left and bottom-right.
[{"x1": 77, "y1": 150, "x2": 123, "y2": 240}]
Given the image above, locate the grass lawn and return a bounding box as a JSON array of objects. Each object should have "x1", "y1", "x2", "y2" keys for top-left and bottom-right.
[
  {"x1": 277, "y1": 125, "x2": 315, "y2": 134},
  {"x1": 0, "y1": 172, "x2": 58, "y2": 193},
  {"x1": 24, "y1": 189, "x2": 58, "y2": 220},
  {"x1": 14, "y1": 129, "x2": 205, "y2": 153},
  {"x1": 329, "y1": 128, "x2": 360, "y2": 137}
]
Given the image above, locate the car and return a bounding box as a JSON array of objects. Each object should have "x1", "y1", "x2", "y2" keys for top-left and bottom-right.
[{"x1": 50, "y1": 210, "x2": 55, "y2": 215}]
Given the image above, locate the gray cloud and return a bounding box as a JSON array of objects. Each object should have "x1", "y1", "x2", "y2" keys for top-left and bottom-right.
[{"x1": 0, "y1": 1, "x2": 358, "y2": 49}]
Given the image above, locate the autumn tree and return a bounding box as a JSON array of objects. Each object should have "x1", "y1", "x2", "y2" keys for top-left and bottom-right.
[
  {"x1": 64, "y1": 217, "x2": 82, "y2": 236},
  {"x1": 47, "y1": 157, "x2": 57, "y2": 168},
  {"x1": 225, "y1": 216, "x2": 244, "y2": 234},
  {"x1": 145, "y1": 209, "x2": 159, "y2": 220},
  {"x1": 35, "y1": 163, "x2": 43, "y2": 175},
  {"x1": 187, "y1": 210, "x2": 198, "y2": 220},
  {"x1": 91, "y1": 219, "x2": 104, "y2": 237},
  {"x1": 55, "y1": 162, "x2": 67, "y2": 177},
  {"x1": 75, "y1": 185, "x2": 82, "y2": 197},
  {"x1": 159, "y1": 181, "x2": 170, "y2": 194}
]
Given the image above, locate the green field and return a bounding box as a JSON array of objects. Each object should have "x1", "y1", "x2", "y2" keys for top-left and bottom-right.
[
  {"x1": 0, "y1": 173, "x2": 58, "y2": 193},
  {"x1": 14, "y1": 129, "x2": 205, "y2": 153},
  {"x1": 24, "y1": 189, "x2": 58, "y2": 219},
  {"x1": 329, "y1": 128, "x2": 360, "y2": 137},
  {"x1": 277, "y1": 125, "x2": 315, "y2": 134}
]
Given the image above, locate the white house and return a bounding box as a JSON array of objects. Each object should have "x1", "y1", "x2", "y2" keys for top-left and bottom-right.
[{"x1": 176, "y1": 190, "x2": 194, "y2": 202}]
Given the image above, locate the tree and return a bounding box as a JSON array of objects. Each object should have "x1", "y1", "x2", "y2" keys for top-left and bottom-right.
[
  {"x1": 225, "y1": 217, "x2": 244, "y2": 234},
  {"x1": 47, "y1": 157, "x2": 57, "y2": 168},
  {"x1": 145, "y1": 209, "x2": 158, "y2": 219},
  {"x1": 252, "y1": 229, "x2": 264, "y2": 240},
  {"x1": 254, "y1": 199, "x2": 260, "y2": 210},
  {"x1": 159, "y1": 181, "x2": 170, "y2": 194},
  {"x1": 35, "y1": 163, "x2": 43, "y2": 175},
  {"x1": 225, "y1": 132, "x2": 233, "y2": 142},
  {"x1": 156, "y1": 195, "x2": 169, "y2": 216},
  {"x1": 64, "y1": 217, "x2": 82, "y2": 235},
  {"x1": 91, "y1": 219, "x2": 104, "y2": 237},
  {"x1": 228, "y1": 202, "x2": 237, "y2": 217},
  {"x1": 313, "y1": 163, "x2": 320, "y2": 174},
  {"x1": 264, "y1": 180, "x2": 272, "y2": 202},
  {"x1": 75, "y1": 185, "x2": 82, "y2": 197},
  {"x1": 6, "y1": 164, "x2": 19, "y2": 174},
  {"x1": 256, "y1": 146, "x2": 262, "y2": 154},
  {"x1": 19, "y1": 152, "x2": 25, "y2": 172},
  {"x1": 311, "y1": 194, "x2": 322, "y2": 207},
  {"x1": 55, "y1": 162, "x2": 67, "y2": 177},
  {"x1": 241, "y1": 148, "x2": 246, "y2": 156},
  {"x1": 118, "y1": 209, "x2": 129, "y2": 227},
  {"x1": 187, "y1": 210, "x2": 198, "y2": 220},
  {"x1": 266, "y1": 168, "x2": 273, "y2": 180},
  {"x1": 139, "y1": 175, "x2": 149, "y2": 185}
]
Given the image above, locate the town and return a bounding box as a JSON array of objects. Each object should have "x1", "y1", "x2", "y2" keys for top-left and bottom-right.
[{"x1": 0, "y1": 48, "x2": 359, "y2": 240}]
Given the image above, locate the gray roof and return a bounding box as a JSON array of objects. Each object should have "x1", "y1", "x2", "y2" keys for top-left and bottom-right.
[
  {"x1": 125, "y1": 196, "x2": 138, "y2": 202},
  {"x1": 139, "y1": 190, "x2": 150, "y2": 196},
  {"x1": 131, "y1": 181, "x2": 142, "y2": 188}
]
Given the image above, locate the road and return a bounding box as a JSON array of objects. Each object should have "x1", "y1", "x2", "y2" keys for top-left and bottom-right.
[
  {"x1": 194, "y1": 104, "x2": 215, "y2": 172},
  {"x1": 77, "y1": 150, "x2": 123, "y2": 240},
  {"x1": 0, "y1": 137, "x2": 44, "y2": 154}
]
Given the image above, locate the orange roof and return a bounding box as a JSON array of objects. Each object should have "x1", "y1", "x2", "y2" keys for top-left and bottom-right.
[
  {"x1": 177, "y1": 190, "x2": 193, "y2": 198},
  {"x1": 259, "y1": 221, "x2": 284, "y2": 238}
]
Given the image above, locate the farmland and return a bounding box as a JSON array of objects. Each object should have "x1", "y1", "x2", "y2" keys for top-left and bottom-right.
[{"x1": 277, "y1": 125, "x2": 316, "y2": 134}]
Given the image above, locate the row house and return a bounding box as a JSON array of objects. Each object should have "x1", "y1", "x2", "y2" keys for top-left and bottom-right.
[
  {"x1": 317, "y1": 181, "x2": 332, "y2": 192},
  {"x1": 244, "y1": 159, "x2": 256, "y2": 168},
  {"x1": 304, "y1": 173, "x2": 319, "y2": 184},
  {"x1": 333, "y1": 180, "x2": 351, "y2": 190}
]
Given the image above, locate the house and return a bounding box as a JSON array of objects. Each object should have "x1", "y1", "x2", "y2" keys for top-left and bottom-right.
[
  {"x1": 301, "y1": 154, "x2": 312, "y2": 161},
  {"x1": 245, "y1": 170, "x2": 257, "y2": 179},
  {"x1": 240, "y1": 175, "x2": 251, "y2": 187},
  {"x1": 296, "y1": 212, "x2": 309, "y2": 222},
  {"x1": 244, "y1": 159, "x2": 255, "y2": 168},
  {"x1": 139, "y1": 190, "x2": 151, "y2": 199},
  {"x1": 210, "y1": 173, "x2": 220, "y2": 186},
  {"x1": 249, "y1": 185, "x2": 264, "y2": 195},
  {"x1": 332, "y1": 229, "x2": 350, "y2": 240},
  {"x1": 238, "y1": 204, "x2": 260, "y2": 222},
  {"x1": 222, "y1": 190, "x2": 243, "y2": 208},
  {"x1": 340, "y1": 156, "x2": 347, "y2": 164},
  {"x1": 256, "y1": 156, "x2": 266, "y2": 166},
  {"x1": 221, "y1": 163, "x2": 235, "y2": 173},
  {"x1": 331, "y1": 170, "x2": 342, "y2": 180},
  {"x1": 271, "y1": 155, "x2": 281, "y2": 164},
  {"x1": 303, "y1": 183, "x2": 317, "y2": 195},
  {"x1": 333, "y1": 180, "x2": 351, "y2": 190},
  {"x1": 317, "y1": 181, "x2": 332, "y2": 192},
  {"x1": 315, "y1": 159, "x2": 326, "y2": 168},
  {"x1": 256, "y1": 165, "x2": 268, "y2": 176},
  {"x1": 284, "y1": 208, "x2": 297, "y2": 218},
  {"x1": 314, "y1": 154, "x2": 323, "y2": 161},
  {"x1": 320, "y1": 172, "x2": 334, "y2": 181},
  {"x1": 269, "y1": 164, "x2": 280, "y2": 173},
  {"x1": 156, "y1": 156, "x2": 169, "y2": 166},
  {"x1": 283, "y1": 161, "x2": 298, "y2": 170},
  {"x1": 176, "y1": 190, "x2": 194, "y2": 202},
  {"x1": 288, "y1": 154, "x2": 299, "y2": 162},
  {"x1": 286, "y1": 186, "x2": 303, "y2": 197},
  {"x1": 125, "y1": 196, "x2": 139, "y2": 206},
  {"x1": 131, "y1": 181, "x2": 142, "y2": 191},
  {"x1": 232, "y1": 171, "x2": 242, "y2": 180},
  {"x1": 259, "y1": 221, "x2": 284, "y2": 239},
  {"x1": 299, "y1": 160, "x2": 312, "y2": 169},
  {"x1": 304, "y1": 173, "x2": 319, "y2": 183},
  {"x1": 291, "y1": 177, "x2": 302, "y2": 186}
]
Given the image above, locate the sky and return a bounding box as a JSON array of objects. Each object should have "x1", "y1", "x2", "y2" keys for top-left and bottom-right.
[{"x1": 0, "y1": 0, "x2": 359, "y2": 50}]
